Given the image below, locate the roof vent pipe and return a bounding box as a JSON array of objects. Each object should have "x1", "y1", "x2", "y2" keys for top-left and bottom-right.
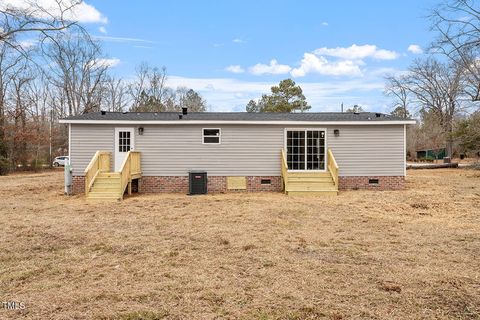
[
  {"x1": 179, "y1": 114, "x2": 183, "y2": 120},
  {"x1": 375, "y1": 113, "x2": 382, "y2": 118},
  {"x1": 101, "y1": 110, "x2": 106, "y2": 115},
  {"x1": 182, "y1": 107, "x2": 188, "y2": 115}
]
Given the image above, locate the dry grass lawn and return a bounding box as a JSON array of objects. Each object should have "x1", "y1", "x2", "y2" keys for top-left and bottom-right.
[{"x1": 1, "y1": 169, "x2": 479, "y2": 319}]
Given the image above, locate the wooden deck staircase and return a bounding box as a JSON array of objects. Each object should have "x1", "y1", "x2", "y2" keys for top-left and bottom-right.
[
  {"x1": 281, "y1": 148, "x2": 339, "y2": 196},
  {"x1": 84, "y1": 151, "x2": 141, "y2": 201}
]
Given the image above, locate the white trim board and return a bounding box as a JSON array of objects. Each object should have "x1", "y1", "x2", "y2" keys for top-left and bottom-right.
[{"x1": 59, "y1": 119, "x2": 417, "y2": 125}]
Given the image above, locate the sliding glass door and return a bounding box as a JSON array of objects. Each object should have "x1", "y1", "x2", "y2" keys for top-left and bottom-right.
[{"x1": 286, "y1": 129, "x2": 326, "y2": 171}]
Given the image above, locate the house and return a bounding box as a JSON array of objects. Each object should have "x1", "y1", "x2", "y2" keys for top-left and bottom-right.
[{"x1": 59, "y1": 110, "x2": 416, "y2": 200}]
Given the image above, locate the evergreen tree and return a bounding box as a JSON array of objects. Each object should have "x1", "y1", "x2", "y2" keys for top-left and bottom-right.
[{"x1": 246, "y1": 79, "x2": 310, "y2": 112}]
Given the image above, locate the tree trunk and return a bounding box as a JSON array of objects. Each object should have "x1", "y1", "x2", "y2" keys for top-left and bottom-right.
[{"x1": 0, "y1": 90, "x2": 7, "y2": 158}]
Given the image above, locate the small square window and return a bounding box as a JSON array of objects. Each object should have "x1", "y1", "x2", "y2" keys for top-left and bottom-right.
[{"x1": 203, "y1": 128, "x2": 221, "y2": 144}]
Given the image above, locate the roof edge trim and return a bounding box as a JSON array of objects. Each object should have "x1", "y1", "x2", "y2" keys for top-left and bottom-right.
[{"x1": 59, "y1": 119, "x2": 417, "y2": 125}]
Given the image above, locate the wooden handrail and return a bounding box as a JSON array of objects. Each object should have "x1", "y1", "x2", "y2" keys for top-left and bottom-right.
[
  {"x1": 119, "y1": 151, "x2": 141, "y2": 196},
  {"x1": 84, "y1": 151, "x2": 110, "y2": 196},
  {"x1": 327, "y1": 148, "x2": 339, "y2": 188},
  {"x1": 281, "y1": 148, "x2": 288, "y2": 193}
]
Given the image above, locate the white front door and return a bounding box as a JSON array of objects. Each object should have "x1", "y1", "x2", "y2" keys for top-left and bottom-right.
[{"x1": 114, "y1": 128, "x2": 134, "y2": 172}]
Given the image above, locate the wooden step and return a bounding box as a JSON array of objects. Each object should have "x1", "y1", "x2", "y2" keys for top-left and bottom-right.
[
  {"x1": 287, "y1": 181, "x2": 335, "y2": 186},
  {"x1": 88, "y1": 188, "x2": 121, "y2": 194},
  {"x1": 98, "y1": 172, "x2": 121, "y2": 178},
  {"x1": 287, "y1": 176, "x2": 334, "y2": 183},
  {"x1": 287, "y1": 190, "x2": 338, "y2": 196},
  {"x1": 287, "y1": 184, "x2": 337, "y2": 191},
  {"x1": 287, "y1": 172, "x2": 331, "y2": 178},
  {"x1": 92, "y1": 182, "x2": 120, "y2": 188},
  {"x1": 87, "y1": 192, "x2": 122, "y2": 201},
  {"x1": 287, "y1": 184, "x2": 335, "y2": 191}
]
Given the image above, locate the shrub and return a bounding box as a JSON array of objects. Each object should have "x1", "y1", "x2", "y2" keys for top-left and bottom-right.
[{"x1": 0, "y1": 156, "x2": 10, "y2": 175}]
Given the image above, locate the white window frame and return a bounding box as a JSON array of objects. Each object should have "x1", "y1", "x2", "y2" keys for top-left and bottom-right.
[
  {"x1": 202, "y1": 128, "x2": 221, "y2": 144},
  {"x1": 115, "y1": 127, "x2": 135, "y2": 153},
  {"x1": 284, "y1": 128, "x2": 328, "y2": 172}
]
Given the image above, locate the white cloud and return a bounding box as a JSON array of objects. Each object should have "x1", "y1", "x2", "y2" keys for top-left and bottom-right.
[
  {"x1": 314, "y1": 44, "x2": 399, "y2": 60},
  {"x1": 249, "y1": 59, "x2": 292, "y2": 75},
  {"x1": 96, "y1": 58, "x2": 120, "y2": 67},
  {"x1": 291, "y1": 53, "x2": 362, "y2": 77},
  {"x1": 233, "y1": 38, "x2": 245, "y2": 43},
  {"x1": 321, "y1": 21, "x2": 329, "y2": 26},
  {"x1": 166, "y1": 76, "x2": 387, "y2": 112},
  {"x1": 1, "y1": 0, "x2": 108, "y2": 24},
  {"x1": 225, "y1": 65, "x2": 245, "y2": 74},
  {"x1": 241, "y1": 44, "x2": 397, "y2": 77},
  {"x1": 407, "y1": 44, "x2": 423, "y2": 54},
  {"x1": 98, "y1": 26, "x2": 107, "y2": 34}
]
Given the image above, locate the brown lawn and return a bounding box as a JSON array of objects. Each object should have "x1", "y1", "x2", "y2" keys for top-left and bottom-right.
[{"x1": 0, "y1": 169, "x2": 479, "y2": 320}]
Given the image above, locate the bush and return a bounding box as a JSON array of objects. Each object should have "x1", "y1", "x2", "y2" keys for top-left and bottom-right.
[{"x1": 0, "y1": 156, "x2": 10, "y2": 175}]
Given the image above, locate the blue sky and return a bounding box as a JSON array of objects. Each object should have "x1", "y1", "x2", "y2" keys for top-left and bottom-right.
[{"x1": 79, "y1": 0, "x2": 438, "y2": 112}]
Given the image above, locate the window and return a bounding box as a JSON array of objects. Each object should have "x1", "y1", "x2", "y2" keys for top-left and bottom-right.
[
  {"x1": 203, "y1": 128, "x2": 221, "y2": 144},
  {"x1": 286, "y1": 129, "x2": 325, "y2": 170},
  {"x1": 118, "y1": 131, "x2": 131, "y2": 152}
]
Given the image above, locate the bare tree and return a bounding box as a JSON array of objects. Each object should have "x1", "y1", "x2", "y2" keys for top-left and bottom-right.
[
  {"x1": 384, "y1": 74, "x2": 411, "y2": 118},
  {"x1": 5, "y1": 59, "x2": 34, "y2": 168},
  {"x1": 102, "y1": 76, "x2": 129, "y2": 112},
  {"x1": 0, "y1": 0, "x2": 84, "y2": 58},
  {"x1": 175, "y1": 86, "x2": 207, "y2": 112},
  {"x1": 404, "y1": 58, "x2": 465, "y2": 157},
  {"x1": 44, "y1": 32, "x2": 109, "y2": 115},
  {"x1": 431, "y1": 0, "x2": 480, "y2": 101},
  {"x1": 129, "y1": 62, "x2": 168, "y2": 112},
  {"x1": 0, "y1": 42, "x2": 23, "y2": 158}
]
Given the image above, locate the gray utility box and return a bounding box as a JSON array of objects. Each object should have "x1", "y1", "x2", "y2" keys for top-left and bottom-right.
[{"x1": 189, "y1": 171, "x2": 207, "y2": 195}]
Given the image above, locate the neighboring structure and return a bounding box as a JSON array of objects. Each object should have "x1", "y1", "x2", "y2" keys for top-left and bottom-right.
[
  {"x1": 416, "y1": 148, "x2": 447, "y2": 160},
  {"x1": 59, "y1": 110, "x2": 415, "y2": 200}
]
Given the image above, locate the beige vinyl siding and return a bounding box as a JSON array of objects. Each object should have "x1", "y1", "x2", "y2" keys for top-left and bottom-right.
[
  {"x1": 70, "y1": 125, "x2": 114, "y2": 175},
  {"x1": 137, "y1": 124, "x2": 283, "y2": 176},
  {"x1": 327, "y1": 125, "x2": 405, "y2": 176},
  {"x1": 69, "y1": 123, "x2": 405, "y2": 177}
]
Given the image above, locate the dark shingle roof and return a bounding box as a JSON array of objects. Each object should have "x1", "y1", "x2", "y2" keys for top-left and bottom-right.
[{"x1": 62, "y1": 111, "x2": 411, "y2": 122}]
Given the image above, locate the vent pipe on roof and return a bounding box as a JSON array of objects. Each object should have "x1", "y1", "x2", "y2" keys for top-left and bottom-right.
[
  {"x1": 182, "y1": 107, "x2": 188, "y2": 115},
  {"x1": 375, "y1": 113, "x2": 382, "y2": 118},
  {"x1": 101, "y1": 110, "x2": 106, "y2": 115},
  {"x1": 179, "y1": 114, "x2": 183, "y2": 120}
]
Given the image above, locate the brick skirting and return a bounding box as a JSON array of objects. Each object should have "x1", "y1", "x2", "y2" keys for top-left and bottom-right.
[
  {"x1": 72, "y1": 176, "x2": 85, "y2": 194},
  {"x1": 139, "y1": 176, "x2": 282, "y2": 193},
  {"x1": 71, "y1": 174, "x2": 404, "y2": 194},
  {"x1": 338, "y1": 176, "x2": 405, "y2": 190}
]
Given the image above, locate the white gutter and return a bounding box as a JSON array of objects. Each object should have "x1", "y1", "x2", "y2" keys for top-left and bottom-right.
[{"x1": 59, "y1": 119, "x2": 417, "y2": 125}]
